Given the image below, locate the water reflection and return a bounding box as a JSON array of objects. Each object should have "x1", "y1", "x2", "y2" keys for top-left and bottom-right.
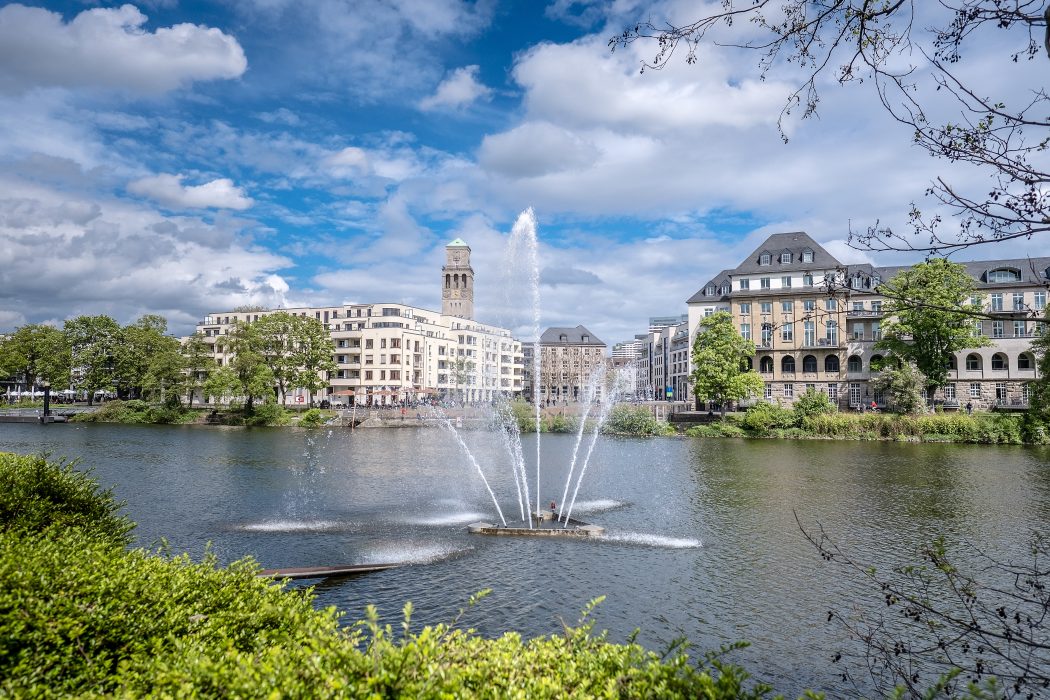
[{"x1": 1, "y1": 422, "x2": 1048, "y2": 697}]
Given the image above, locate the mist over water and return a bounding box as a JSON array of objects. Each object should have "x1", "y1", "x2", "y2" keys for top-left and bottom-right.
[{"x1": 3, "y1": 421, "x2": 1048, "y2": 697}]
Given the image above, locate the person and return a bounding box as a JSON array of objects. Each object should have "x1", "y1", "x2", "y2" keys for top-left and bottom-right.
[
  {"x1": 549, "y1": 500, "x2": 556, "y2": 513},
  {"x1": 966, "y1": 401, "x2": 973, "y2": 415},
  {"x1": 870, "y1": 400, "x2": 877, "y2": 412}
]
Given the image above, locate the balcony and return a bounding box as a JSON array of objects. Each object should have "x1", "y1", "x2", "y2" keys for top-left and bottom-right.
[{"x1": 845, "y1": 309, "x2": 884, "y2": 318}]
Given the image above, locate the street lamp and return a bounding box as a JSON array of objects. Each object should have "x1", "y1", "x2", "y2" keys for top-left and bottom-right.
[{"x1": 40, "y1": 379, "x2": 51, "y2": 422}]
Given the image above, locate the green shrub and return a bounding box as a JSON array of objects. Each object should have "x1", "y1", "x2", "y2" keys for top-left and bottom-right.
[
  {"x1": 245, "y1": 401, "x2": 289, "y2": 427},
  {"x1": 792, "y1": 389, "x2": 836, "y2": 425},
  {"x1": 602, "y1": 404, "x2": 674, "y2": 436},
  {"x1": 686, "y1": 422, "x2": 747, "y2": 438},
  {"x1": 0, "y1": 453, "x2": 131, "y2": 544},
  {"x1": 543, "y1": 412, "x2": 578, "y2": 433},
  {"x1": 509, "y1": 399, "x2": 538, "y2": 433},
  {"x1": 740, "y1": 402, "x2": 795, "y2": 434},
  {"x1": 297, "y1": 408, "x2": 327, "y2": 428},
  {"x1": 71, "y1": 400, "x2": 200, "y2": 425}
]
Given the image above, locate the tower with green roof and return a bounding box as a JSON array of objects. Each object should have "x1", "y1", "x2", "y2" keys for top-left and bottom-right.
[{"x1": 442, "y1": 238, "x2": 474, "y2": 319}]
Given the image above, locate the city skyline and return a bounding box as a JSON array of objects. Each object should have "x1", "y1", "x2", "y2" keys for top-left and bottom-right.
[{"x1": 0, "y1": 1, "x2": 1044, "y2": 346}]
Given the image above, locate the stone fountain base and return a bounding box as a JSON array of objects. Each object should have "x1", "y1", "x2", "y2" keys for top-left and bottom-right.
[{"x1": 468, "y1": 513, "x2": 604, "y2": 538}]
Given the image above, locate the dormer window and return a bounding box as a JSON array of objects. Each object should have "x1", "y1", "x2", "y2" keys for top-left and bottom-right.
[
  {"x1": 559, "y1": 334, "x2": 568, "y2": 342},
  {"x1": 582, "y1": 335, "x2": 589, "y2": 342},
  {"x1": 780, "y1": 252, "x2": 791, "y2": 264},
  {"x1": 801, "y1": 250, "x2": 814, "y2": 263},
  {"x1": 759, "y1": 253, "x2": 772, "y2": 265},
  {"x1": 719, "y1": 285, "x2": 729, "y2": 295},
  {"x1": 987, "y1": 268, "x2": 1021, "y2": 283},
  {"x1": 706, "y1": 285, "x2": 716, "y2": 295}
]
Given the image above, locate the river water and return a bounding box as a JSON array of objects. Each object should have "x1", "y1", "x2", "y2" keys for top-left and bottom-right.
[{"x1": 2, "y1": 422, "x2": 1048, "y2": 696}]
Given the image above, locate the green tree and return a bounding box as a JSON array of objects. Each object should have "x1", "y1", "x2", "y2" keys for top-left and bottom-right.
[
  {"x1": 870, "y1": 361, "x2": 928, "y2": 414},
  {"x1": 64, "y1": 315, "x2": 121, "y2": 405},
  {"x1": 1030, "y1": 308, "x2": 1050, "y2": 428},
  {"x1": 141, "y1": 335, "x2": 186, "y2": 406},
  {"x1": 113, "y1": 315, "x2": 171, "y2": 399},
  {"x1": 215, "y1": 322, "x2": 273, "y2": 412},
  {"x1": 290, "y1": 316, "x2": 336, "y2": 405},
  {"x1": 250, "y1": 312, "x2": 301, "y2": 404},
  {"x1": 0, "y1": 324, "x2": 71, "y2": 393},
  {"x1": 181, "y1": 333, "x2": 215, "y2": 408},
  {"x1": 876, "y1": 259, "x2": 988, "y2": 392},
  {"x1": 615, "y1": 2, "x2": 1050, "y2": 254},
  {"x1": 689, "y1": 311, "x2": 764, "y2": 418},
  {"x1": 203, "y1": 366, "x2": 240, "y2": 406}
]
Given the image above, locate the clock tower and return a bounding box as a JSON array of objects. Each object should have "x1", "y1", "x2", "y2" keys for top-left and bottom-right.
[{"x1": 441, "y1": 238, "x2": 474, "y2": 319}]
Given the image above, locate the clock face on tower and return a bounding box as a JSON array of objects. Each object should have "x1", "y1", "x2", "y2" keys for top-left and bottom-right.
[{"x1": 452, "y1": 253, "x2": 461, "y2": 264}]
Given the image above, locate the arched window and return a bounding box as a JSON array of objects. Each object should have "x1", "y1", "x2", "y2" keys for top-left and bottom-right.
[
  {"x1": 947, "y1": 355, "x2": 958, "y2": 370},
  {"x1": 782, "y1": 356, "x2": 796, "y2": 373},
  {"x1": 825, "y1": 355, "x2": 840, "y2": 372},
  {"x1": 966, "y1": 353, "x2": 982, "y2": 371},
  {"x1": 760, "y1": 356, "x2": 774, "y2": 373},
  {"x1": 870, "y1": 354, "x2": 885, "y2": 371},
  {"x1": 847, "y1": 355, "x2": 862, "y2": 373},
  {"x1": 445, "y1": 274, "x2": 451, "y2": 288},
  {"x1": 1019, "y1": 353, "x2": 1033, "y2": 370},
  {"x1": 991, "y1": 353, "x2": 1007, "y2": 370},
  {"x1": 802, "y1": 355, "x2": 817, "y2": 373},
  {"x1": 743, "y1": 357, "x2": 753, "y2": 370},
  {"x1": 987, "y1": 268, "x2": 1021, "y2": 283}
]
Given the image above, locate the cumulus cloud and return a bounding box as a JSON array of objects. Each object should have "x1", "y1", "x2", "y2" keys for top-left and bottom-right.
[
  {"x1": 0, "y1": 4, "x2": 246, "y2": 94},
  {"x1": 419, "y1": 65, "x2": 492, "y2": 111},
  {"x1": 128, "y1": 174, "x2": 254, "y2": 210},
  {"x1": 478, "y1": 121, "x2": 600, "y2": 177}
]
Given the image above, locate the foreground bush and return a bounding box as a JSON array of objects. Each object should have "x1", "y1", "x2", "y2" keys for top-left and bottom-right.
[
  {"x1": 602, "y1": 404, "x2": 675, "y2": 436},
  {"x1": 740, "y1": 402, "x2": 795, "y2": 434},
  {"x1": 72, "y1": 399, "x2": 201, "y2": 425},
  {"x1": 296, "y1": 407, "x2": 328, "y2": 428}
]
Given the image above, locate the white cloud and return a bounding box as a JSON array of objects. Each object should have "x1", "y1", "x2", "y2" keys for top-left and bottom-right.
[
  {"x1": 128, "y1": 174, "x2": 254, "y2": 210},
  {"x1": 478, "y1": 122, "x2": 600, "y2": 177},
  {"x1": 419, "y1": 65, "x2": 492, "y2": 111},
  {"x1": 0, "y1": 4, "x2": 246, "y2": 94}
]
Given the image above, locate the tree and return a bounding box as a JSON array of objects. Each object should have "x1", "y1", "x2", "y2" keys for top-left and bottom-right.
[
  {"x1": 141, "y1": 335, "x2": 186, "y2": 406},
  {"x1": 614, "y1": 2, "x2": 1050, "y2": 254},
  {"x1": 250, "y1": 312, "x2": 301, "y2": 404},
  {"x1": 64, "y1": 315, "x2": 121, "y2": 405},
  {"x1": 113, "y1": 315, "x2": 173, "y2": 399},
  {"x1": 203, "y1": 366, "x2": 240, "y2": 406},
  {"x1": 0, "y1": 324, "x2": 71, "y2": 393},
  {"x1": 215, "y1": 322, "x2": 272, "y2": 412},
  {"x1": 689, "y1": 311, "x2": 764, "y2": 418},
  {"x1": 875, "y1": 259, "x2": 988, "y2": 391},
  {"x1": 291, "y1": 316, "x2": 336, "y2": 405},
  {"x1": 869, "y1": 361, "x2": 927, "y2": 414},
  {"x1": 1029, "y1": 308, "x2": 1050, "y2": 428},
  {"x1": 181, "y1": 333, "x2": 215, "y2": 408}
]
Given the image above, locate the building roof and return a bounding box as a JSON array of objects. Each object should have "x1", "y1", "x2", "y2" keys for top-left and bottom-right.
[
  {"x1": 540, "y1": 325, "x2": 605, "y2": 346},
  {"x1": 733, "y1": 231, "x2": 838, "y2": 274},
  {"x1": 876, "y1": 258, "x2": 1050, "y2": 289},
  {"x1": 446, "y1": 237, "x2": 469, "y2": 247},
  {"x1": 686, "y1": 269, "x2": 733, "y2": 304}
]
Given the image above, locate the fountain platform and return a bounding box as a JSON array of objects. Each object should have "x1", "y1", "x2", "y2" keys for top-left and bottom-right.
[{"x1": 468, "y1": 512, "x2": 604, "y2": 538}]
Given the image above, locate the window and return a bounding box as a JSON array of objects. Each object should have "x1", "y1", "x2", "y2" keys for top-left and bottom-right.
[
  {"x1": 781, "y1": 323, "x2": 794, "y2": 342},
  {"x1": 827, "y1": 383, "x2": 838, "y2": 400},
  {"x1": 966, "y1": 354, "x2": 981, "y2": 371},
  {"x1": 853, "y1": 302, "x2": 864, "y2": 312},
  {"x1": 784, "y1": 383, "x2": 794, "y2": 399},
  {"x1": 871, "y1": 301, "x2": 882, "y2": 313},
  {"x1": 995, "y1": 382, "x2": 1008, "y2": 404},
  {"x1": 1014, "y1": 320, "x2": 1027, "y2": 337},
  {"x1": 760, "y1": 253, "x2": 772, "y2": 265},
  {"x1": 825, "y1": 298, "x2": 838, "y2": 311},
  {"x1": 365, "y1": 354, "x2": 374, "y2": 365},
  {"x1": 782, "y1": 301, "x2": 793, "y2": 313},
  {"x1": 760, "y1": 324, "x2": 773, "y2": 347},
  {"x1": 803, "y1": 299, "x2": 816, "y2": 312},
  {"x1": 991, "y1": 293, "x2": 1003, "y2": 311},
  {"x1": 740, "y1": 323, "x2": 751, "y2": 340},
  {"x1": 807, "y1": 383, "x2": 816, "y2": 392},
  {"x1": 851, "y1": 323, "x2": 864, "y2": 340},
  {"x1": 944, "y1": 384, "x2": 956, "y2": 401},
  {"x1": 802, "y1": 250, "x2": 814, "y2": 263},
  {"x1": 740, "y1": 302, "x2": 752, "y2": 314},
  {"x1": 1023, "y1": 383, "x2": 1032, "y2": 404},
  {"x1": 825, "y1": 320, "x2": 838, "y2": 344},
  {"x1": 760, "y1": 277, "x2": 771, "y2": 289},
  {"x1": 706, "y1": 285, "x2": 715, "y2": 296},
  {"x1": 781, "y1": 276, "x2": 792, "y2": 288},
  {"x1": 365, "y1": 339, "x2": 374, "y2": 349},
  {"x1": 760, "y1": 356, "x2": 774, "y2": 373},
  {"x1": 991, "y1": 353, "x2": 1007, "y2": 370},
  {"x1": 804, "y1": 321, "x2": 816, "y2": 346},
  {"x1": 760, "y1": 301, "x2": 773, "y2": 314},
  {"x1": 1013, "y1": 293, "x2": 1025, "y2": 311},
  {"x1": 825, "y1": 355, "x2": 840, "y2": 373},
  {"x1": 849, "y1": 383, "x2": 861, "y2": 406},
  {"x1": 365, "y1": 370, "x2": 373, "y2": 380},
  {"x1": 739, "y1": 278, "x2": 750, "y2": 290},
  {"x1": 988, "y1": 268, "x2": 1021, "y2": 283},
  {"x1": 782, "y1": 356, "x2": 796, "y2": 373},
  {"x1": 802, "y1": 355, "x2": 818, "y2": 373},
  {"x1": 1036, "y1": 292, "x2": 1046, "y2": 310},
  {"x1": 970, "y1": 382, "x2": 981, "y2": 398},
  {"x1": 780, "y1": 252, "x2": 792, "y2": 263},
  {"x1": 764, "y1": 384, "x2": 773, "y2": 399},
  {"x1": 975, "y1": 320, "x2": 984, "y2": 335},
  {"x1": 847, "y1": 355, "x2": 862, "y2": 372},
  {"x1": 1019, "y1": 353, "x2": 1033, "y2": 370},
  {"x1": 992, "y1": 320, "x2": 1004, "y2": 338},
  {"x1": 803, "y1": 274, "x2": 814, "y2": 287}
]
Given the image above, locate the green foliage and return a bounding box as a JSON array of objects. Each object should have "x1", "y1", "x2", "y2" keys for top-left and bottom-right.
[
  {"x1": 690, "y1": 311, "x2": 764, "y2": 416},
  {"x1": 542, "y1": 411, "x2": 578, "y2": 433},
  {"x1": 64, "y1": 315, "x2": 121, "y2": 404},
  {"x1": 0, "y1": 453, "x2": 131, "y2": 544},
  {"x1": 877, "y1": 260, "x2": 988, "y2": 390},
  {"x1": 1029, "y1": 308, "x2": 1050, "y2": 433},
  {"x1": 802, "y1": 413, "x2": 1024, "y2": 444},
  {"x1": 297, "y1": 408, "x2": 327, "y2": 428},
  {"x1": 602, "y1": 404, "x2": 675, "y2": 436},
  {"x1": 0, "y1": 323, "x2": 71, "y2": 389},
  {"x1": 685, "y1": 421, "x2": 747, "y2": 438},
  {"x1": 740, "y1": 402, "x2": 796, "y2": 434},
  {"x1": 508, "y1": 399, "x2": 538, "y2": 433},
  {"x1": 870, "y1": 363, "x2": 927, "y2": 414},
  {"x1": 203, "y1": 365, "x2": 240, "y2": 405},
  {"x1": 181, "y1": 332, "x2": 216, "y2": 407},
  {"x1": 71, "y1": 399, "x2": 202, "y2": 425},
  {"x1": 792, "y1": 388, "x2": 836, "y2": 424},
  {"x1": 245, "y1": 400, "x2": 289, "y2": 427}
]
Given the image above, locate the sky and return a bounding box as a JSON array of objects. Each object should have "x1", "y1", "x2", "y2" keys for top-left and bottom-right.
[{"x1": 0, "y1": 0, "x2": 1044, "y2": 346}]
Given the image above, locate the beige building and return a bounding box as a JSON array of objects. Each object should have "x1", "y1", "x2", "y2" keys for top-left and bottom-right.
[
  {"x1": 536, "y1": 325, "x2": 607, "y2": 404},
  {"x1": 196, "y1": 239, "x2": 524, "y2": 406},
  {"x1": 687, "y1": 232, "x2": 1048, "y2": 411}
]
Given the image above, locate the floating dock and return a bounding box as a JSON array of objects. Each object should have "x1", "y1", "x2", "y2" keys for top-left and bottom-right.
[
  {"x1": 468, "y1": 512, "x2": 604, "y2": 538},
  {"x1": 258, "y1": 562, "x2": 400, "y2": 579}
]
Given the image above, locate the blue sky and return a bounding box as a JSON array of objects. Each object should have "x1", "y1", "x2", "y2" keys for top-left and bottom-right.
[{"x1": 0, "y1": 0, "x2": 1042, "y2": 345}]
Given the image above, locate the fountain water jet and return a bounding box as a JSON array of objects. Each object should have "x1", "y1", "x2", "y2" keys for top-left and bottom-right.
[
  {"x1": 558, "y1": 364, "x2": 604, "y2": 523},
  {"x1": 437, "y1": 413, "x2": 507, "y2": 526}
]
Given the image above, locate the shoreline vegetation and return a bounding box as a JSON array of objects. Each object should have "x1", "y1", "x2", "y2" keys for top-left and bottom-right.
[
  {"x1": 0, "y1": 451, "x2": 802, "y2": 699},
  {"x1": 23, "y1": 397, "x2": 1040, "y2": 444}
]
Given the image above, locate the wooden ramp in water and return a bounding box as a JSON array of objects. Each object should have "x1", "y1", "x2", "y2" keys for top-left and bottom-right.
[{"x1": 258, "y1": 562, "x2": 400, "y2": 579}]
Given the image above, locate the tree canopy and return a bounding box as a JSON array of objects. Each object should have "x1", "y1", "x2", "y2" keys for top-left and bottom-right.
[
  {"x1": 689, "y1": 311, "x2": 764, "y2": 416},
  {"x1": 0, "y1": 324, "x2": 70, "y2": 391},
  {"x1": 614, "y1": 1, "x2": 1050, "y2": 254},
  {"x1": 875, "y1": 259, "x2": 988, "y2": 389}
]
